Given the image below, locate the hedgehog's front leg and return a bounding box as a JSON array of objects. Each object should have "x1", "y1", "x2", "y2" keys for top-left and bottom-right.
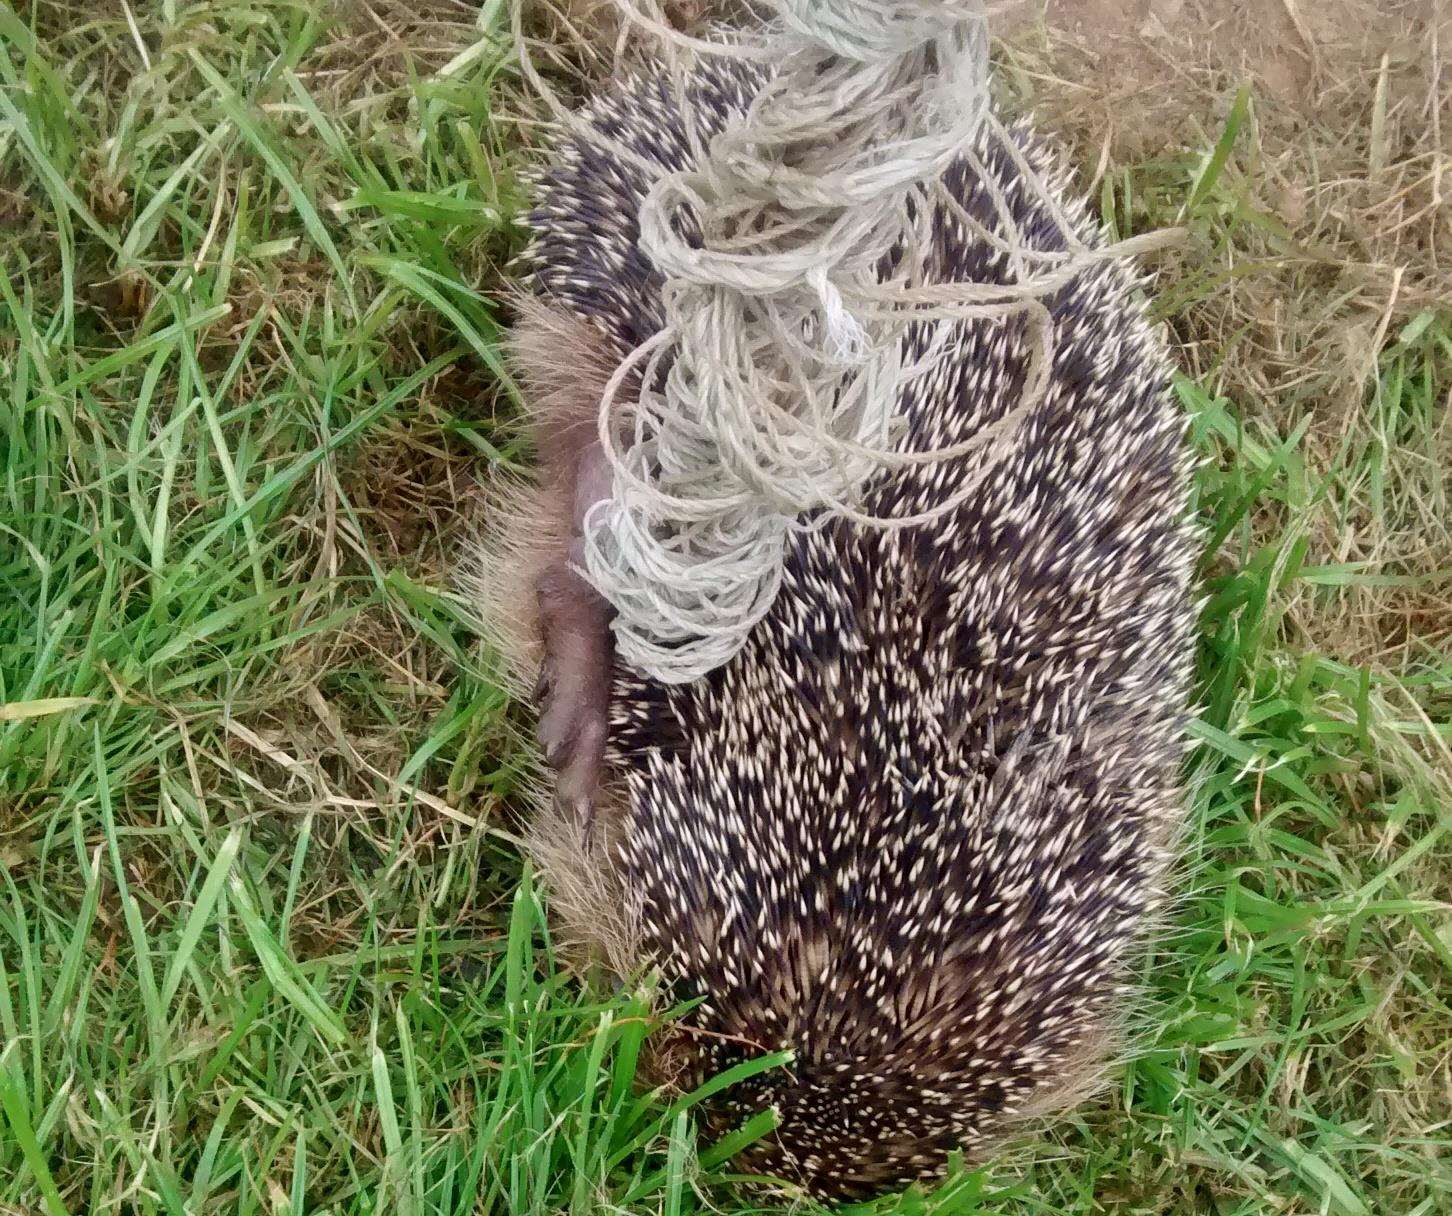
[{"x1": 535, "y1": 438, "x2": 614, "y2": 816}]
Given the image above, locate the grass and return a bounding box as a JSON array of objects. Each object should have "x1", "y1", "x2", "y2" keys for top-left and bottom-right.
[{"x1": 1, "y1": 1, "x2": 1448, "y2": 1213}]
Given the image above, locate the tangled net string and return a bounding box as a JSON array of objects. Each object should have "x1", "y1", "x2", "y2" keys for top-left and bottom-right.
[{"x1": 514, "y1": 0, "x2": 1181, "y2": 684}]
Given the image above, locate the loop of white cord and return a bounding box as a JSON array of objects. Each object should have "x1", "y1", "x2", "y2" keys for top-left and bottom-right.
[{"x1": 512, "y1": 0, "x2": 1182, "y2": 684}]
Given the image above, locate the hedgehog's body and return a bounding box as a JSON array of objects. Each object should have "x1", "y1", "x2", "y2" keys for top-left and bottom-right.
[{"x1": 490, "y1": 56, "x2": 1196, "y2": 1199}]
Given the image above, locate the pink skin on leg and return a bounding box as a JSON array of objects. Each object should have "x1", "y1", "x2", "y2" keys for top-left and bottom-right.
[
  {"x1": 504, "y1": 299, "x2": 624, "y2": 819},
  {"x1": 534, "y1": 436, "x2": 614, "y2": 817}
]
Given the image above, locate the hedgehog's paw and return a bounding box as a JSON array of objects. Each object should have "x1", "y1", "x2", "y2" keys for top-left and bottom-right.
[{"x1": 535, "y1": 545, "x2": 611, "y2": 817}]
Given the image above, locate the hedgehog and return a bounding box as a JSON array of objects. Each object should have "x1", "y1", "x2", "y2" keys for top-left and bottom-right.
[{"x1": 474, "y1": 52, "x2": 1197, "y2": 1201}]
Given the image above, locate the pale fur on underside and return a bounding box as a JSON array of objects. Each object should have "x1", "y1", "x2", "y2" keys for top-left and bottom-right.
[
  {"x1": 460, "y1": 296, "x2": 641, "y2": 977},
  {"x1": 464, "y1": 295, "x2": 606, "y2": 693}
]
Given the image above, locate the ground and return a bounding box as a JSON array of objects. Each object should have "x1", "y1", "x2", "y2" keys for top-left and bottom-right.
[{"x1": 1, "y1": 1, "x2": 1448, "y2": 1214}]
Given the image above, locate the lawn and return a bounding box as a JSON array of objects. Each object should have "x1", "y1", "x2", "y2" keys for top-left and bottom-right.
[{"x1": 1, "y1": 2, "x2": 1448, "y2": 1214}]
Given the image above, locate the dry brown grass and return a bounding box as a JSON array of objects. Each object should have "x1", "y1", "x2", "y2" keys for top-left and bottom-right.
[{"x1": 1008, "y1": 0, "x2": 1450, "y2": 659}]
